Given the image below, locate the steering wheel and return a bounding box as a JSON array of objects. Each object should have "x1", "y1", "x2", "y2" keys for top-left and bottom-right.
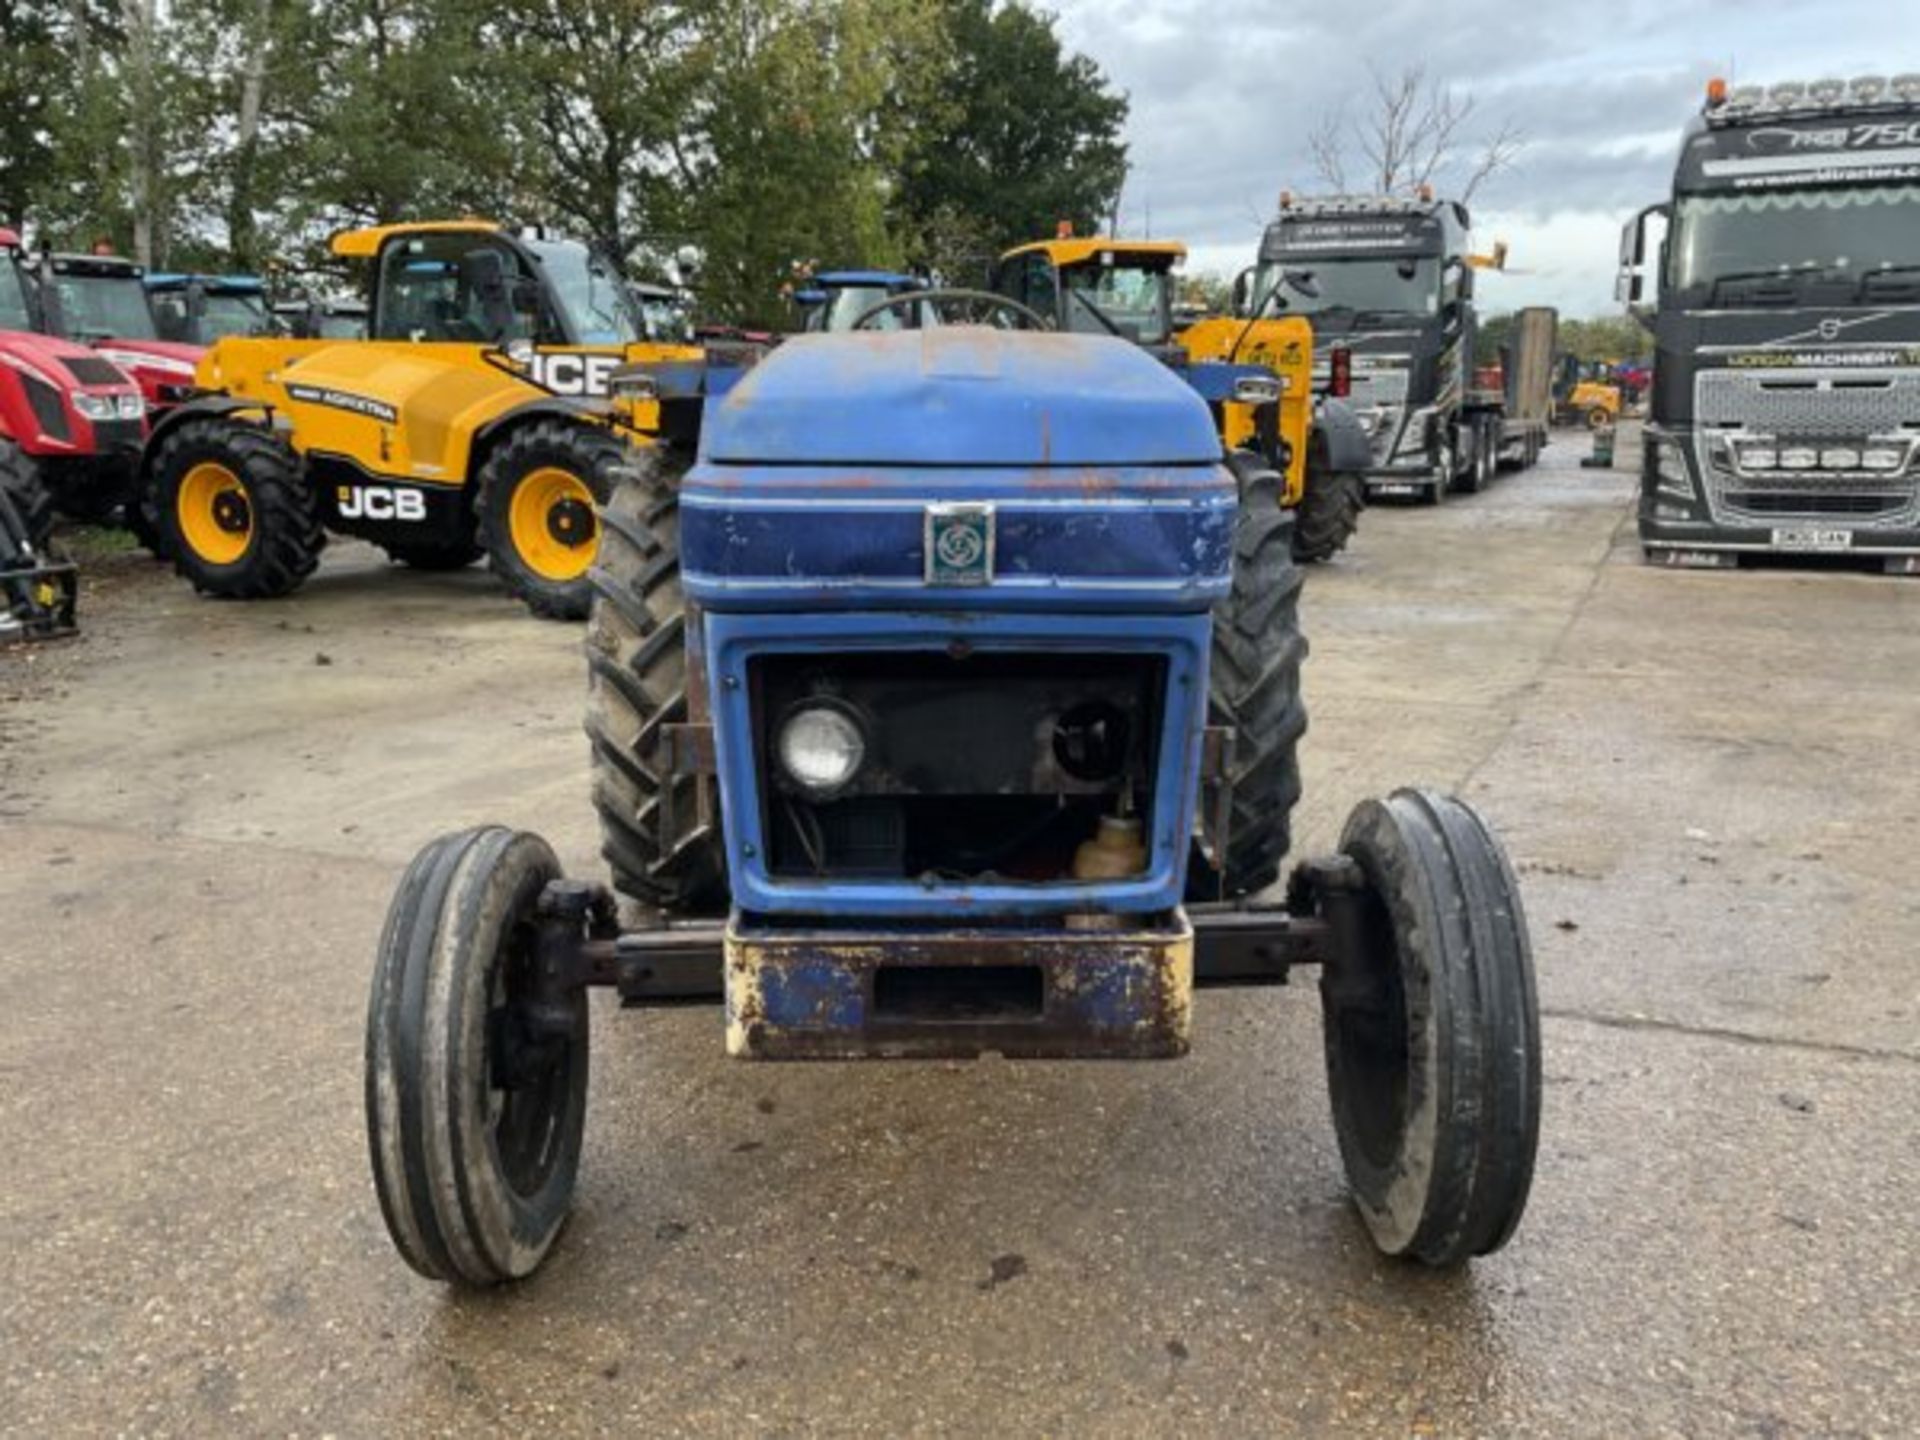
[{"x1": 849, "y1": 288, "x2": 1051, "y2": 332}]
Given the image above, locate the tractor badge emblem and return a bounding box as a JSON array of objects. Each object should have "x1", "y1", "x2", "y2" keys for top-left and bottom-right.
[{"x1": 926, "y1": 503, "x2": 995, "y2": 585}]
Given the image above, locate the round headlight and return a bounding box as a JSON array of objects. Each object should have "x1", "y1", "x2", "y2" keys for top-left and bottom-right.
[{"x1": 776, "y1": 704, "x2": 866, "y2": 794}]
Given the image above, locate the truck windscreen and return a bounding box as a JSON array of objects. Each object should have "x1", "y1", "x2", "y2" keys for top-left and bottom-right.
[
  {"x1": 1670, "y1": 183, "x2": 1920, "y2": 297},
  {"x1": 1255, "y1": 256, "x2": 1439, "y2": 319}
]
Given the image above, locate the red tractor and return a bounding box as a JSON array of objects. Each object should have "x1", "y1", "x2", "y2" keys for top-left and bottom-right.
[
  {"x1": 27, "y1": 246, "x2": 204, "y2": 424},
  {"x1": 0, "y1": 229, "x2": 147, "y2": 633}
]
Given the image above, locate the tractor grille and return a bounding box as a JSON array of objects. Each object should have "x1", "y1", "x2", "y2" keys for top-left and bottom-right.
[
  {"x1": 61, "y1": 355, "x2": 131, "y2": 387},
  {"x1": 21, "y1": 374, "x2": 70, "y2": 443},
  {"x1": 1696, "y1": 367, "x2": 1920, "y2": 438},
  {"x1": 89, "y1": 418, "x2": 144, "y2": 452}
]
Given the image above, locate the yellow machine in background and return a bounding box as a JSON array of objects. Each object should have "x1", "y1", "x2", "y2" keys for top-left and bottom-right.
[
  {"x1": 991, "y1": 231, "x2": 1367, "y2": 562},
  {"x1": 141, "y1": 219, "x2": 700, "y2": 619}
]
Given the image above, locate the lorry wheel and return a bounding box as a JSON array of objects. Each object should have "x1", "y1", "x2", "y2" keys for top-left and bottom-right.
[
  {"x1": 480, "y1": 420, "x2": 636, "y2": 621},
  {"x1": 381, "y1": 539, "x2": 483, "y2": 571},
  {"x1": 1189, "y1": 455, "x2": 1306, "y2": 898},
  {"x1": 1320, "y1": 789, "x2": 1540, "y2": 1267},
  {"x1": 1289, "y1": 441, "x2": 1364, "y2": 564},
  {"x1": 365, "y1": 826, "x2": 589, "y2": 1286},
  {"x1": 0, "y1": 443, "x2": 54, "y2": 551},
  {"x1": 585, "y1": 459, "x2": 730, "y2": 914},
  {"x1": 150, "y1": 418, "x2": 324, "y2": 598}
]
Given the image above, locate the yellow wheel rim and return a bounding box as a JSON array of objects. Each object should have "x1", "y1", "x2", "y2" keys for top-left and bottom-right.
[
  {"x1": 508, "y1": 467, "x2": 598, "y2": 582},
  {"x1": 177, "y1": 461, "x2": 253, "y2": 566}
]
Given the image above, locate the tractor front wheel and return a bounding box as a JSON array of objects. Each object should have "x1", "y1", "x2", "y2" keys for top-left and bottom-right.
[
  {"x1": 480, "y1": 421, "x2": 639, "y2": 620},
  {"x1": 1320, "y1": 789, "x2": 1541, "y2": 1267},
  {"x1": 150, "y1": 418, "x2": 323, "y2": 598},
  {"x1": 365, "y1": 826, "x2": 589, "y2": 1286}
]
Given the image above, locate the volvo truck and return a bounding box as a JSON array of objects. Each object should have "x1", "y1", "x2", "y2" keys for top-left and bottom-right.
[{"x1": 1621, "y1": 74, "x2": 1920, "y2": 571}]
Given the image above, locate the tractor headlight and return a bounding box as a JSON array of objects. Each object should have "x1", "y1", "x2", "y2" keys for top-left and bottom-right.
[
  {"x1": 776, "y1": 703, "x2": 867, "y2": 795},
  {"x1": 1231, "y1": 375, "x2": 1281, "y2": 405},
  {"x1": 72, "y1": 392, "x2": 118, "y2": 421},
  {"x1": 117, "y1": 392, "x2": 145, "y2": 418}
]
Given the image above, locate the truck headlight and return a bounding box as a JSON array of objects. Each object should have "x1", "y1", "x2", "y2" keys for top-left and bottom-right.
[
  {"x1": 1651, "y1": 436, "x2": 1694, "y2": 499},
  {"x1": 776, "y1": 703, "x2": 867, "y2": 795},
  {"x1": 1741, "y1": 448, "x2": 1778, "y2": 471},
  {"x1": 1819, "y1": 447, "x2": 1860, "y2": 470},
  {"x1": 1861, "y1": 447, "x2": 1903, "y2": 472}
]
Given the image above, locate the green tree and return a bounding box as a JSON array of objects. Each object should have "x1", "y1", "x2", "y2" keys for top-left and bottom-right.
[{"x1": 892, "y1": 0, "x2": 1128, "y2": 276}]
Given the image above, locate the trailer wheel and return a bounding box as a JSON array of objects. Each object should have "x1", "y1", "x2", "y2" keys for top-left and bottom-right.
[
  {"x1": 480, "y1": 420, "x2": 638, "y2": 621},
  {"x1": 365, "y1": 826, "x2": 589, "y2": 1286},
  {"x1": 1189, "y1": 453, "x2": 1306, "y2": 898},
  {"x1": 585, "y1": 456, "x2": 730, "y2": 914},
  {"x1": 150, "y1": 417, "x2": 324, "y2": 598},
  {"x1": 1289, "y1": 438, "x2": 1364, "y2": 564},
  {"x1": 1319, "y1": 789, "x2": 1540, "y2": 1267}
]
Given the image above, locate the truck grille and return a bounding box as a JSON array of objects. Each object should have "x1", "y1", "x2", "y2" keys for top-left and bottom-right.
[
  {"x1": 1696, "y1": 366, "x2": 1920, "y2": 529},
  {"x1": 1696, "y1": 367, "x2": 1920, "y2": 438}
]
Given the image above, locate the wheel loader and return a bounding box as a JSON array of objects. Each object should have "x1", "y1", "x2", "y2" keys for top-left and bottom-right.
[
  {"x1": 365, "y1": 306, "x2": 1542, "y2": 1289},
  {"x1": 991, "y1": 232, "x2": 1371, "y2": 563},
  {"x1": 138, "y1": 220, "x2": 709, "y2": 619}
]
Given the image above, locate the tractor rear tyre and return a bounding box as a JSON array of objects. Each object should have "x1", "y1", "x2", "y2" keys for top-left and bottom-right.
[
  {"x1": 0, "y1": 443, "x2": 54, "y2": 551},
  {"x1": 150, "y1": 417, "x2": 324, "y2": 598},
  {"x1": 480, "y1": 421, "x2": 638, "y2": 621},
  {"x1": 1321, "y1": 789, "x2": 1540, "y2": 1267},
  {"x1": 1189, "y1": 455, "x2": 1307, "y2": 899},
  {"x1": 381, "y1": 538, "x2": 483, "y2": 571},
  {"x1": 1290, "y1": 440, "x2": 1364, "y2": 564},
  {"x1": 365, "y1": 826, "x2": 589, "y2": 1286},
  {"x1": 585, "y1": 459, "x2": 729, "y2": 915}
]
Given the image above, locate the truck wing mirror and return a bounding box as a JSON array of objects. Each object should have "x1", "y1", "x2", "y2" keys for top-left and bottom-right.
[{"x1": 1229, "y1": 266, "x2": 1254, "y2": 316}]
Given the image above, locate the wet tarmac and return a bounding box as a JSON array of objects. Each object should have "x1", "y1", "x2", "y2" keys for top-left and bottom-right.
[{"x1": 3, "y1": 432, "x2": 1916, "y2": 1436}]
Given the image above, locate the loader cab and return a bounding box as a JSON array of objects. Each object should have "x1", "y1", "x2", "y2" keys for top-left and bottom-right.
[
  {"x1": 993, "y1": 238, "x2": 1183, "y2": 352},
  {"x1": 364, "y1": 228, "x2": 642, "y2": 348}
]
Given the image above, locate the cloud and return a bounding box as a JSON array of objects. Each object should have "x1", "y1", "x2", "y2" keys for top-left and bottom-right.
[{"x1": 1046, "y1": 0, "x2": 1909, "y2": 315}]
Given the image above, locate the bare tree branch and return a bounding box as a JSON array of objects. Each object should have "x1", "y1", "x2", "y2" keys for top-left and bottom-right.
[{"x1": 1307, "y1": 64, "x2": 1523, "y2": 202}]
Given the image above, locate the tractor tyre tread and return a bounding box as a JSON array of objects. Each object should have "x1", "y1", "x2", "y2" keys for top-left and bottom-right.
[
  {"x1": 151, "y1": 417, "x2": 323, "y2": 598},
  {"x1": 1290, "y1": 443, "x2": 1364, "y2": 563},
  {"x1": 479, "y1": 420, "x2": 640, "y2": 621}
]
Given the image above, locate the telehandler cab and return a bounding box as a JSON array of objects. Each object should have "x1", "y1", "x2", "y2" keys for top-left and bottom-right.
[
  {"x1": 991, "y1": 234, "x2": 1371, "y2": 563},
  {"x1": 366, "y1": 312, "x2": 1541, "y2": 1288},
  {"x1": 139, "y1": 220, "x2": 704, "y2": 619}
]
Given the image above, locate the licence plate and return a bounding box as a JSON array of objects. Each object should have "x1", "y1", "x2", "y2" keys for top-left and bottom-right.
[{"x1": 1771, "y1": 526, "x2": 1853, "y2": 553}]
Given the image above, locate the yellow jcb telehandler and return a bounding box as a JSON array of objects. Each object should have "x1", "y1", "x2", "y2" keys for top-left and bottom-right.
[{"x1": 140, "y1": 220, "x2": 704, "y2": 619}]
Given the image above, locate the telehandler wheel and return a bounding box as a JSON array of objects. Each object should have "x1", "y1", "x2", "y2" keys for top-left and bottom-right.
[
  {"x1": 0, "y1": 443, "x2": 54, "y2": 551},
  {"x1": 1585, "y1": 406, "x2": 1611, "y2": 432},
  {"x1": 150, "y1": 417, "x2": 324, "y2": 598},
  {"x1": 380, "y1": 539, "x2": 483, "y2": 571},
  {"x1": 365, "y1": 826, "x2": 589, "y2": 1287},
  {"x1": 1189, "y1": 453, "x2": 1306, "y2": 899},
  {"x1": 585, "y1": 462, "x2": 729, "y2": 914},
  {"x1": 1289, "y1": 439, "x2": 1364, "y2": 564},
  {"x1": 479, "y1": 421, "x2": 637, "y2": 621},
  {"x1": 1321, "y1": 789, "x2": 1540, "y2": 1267}
]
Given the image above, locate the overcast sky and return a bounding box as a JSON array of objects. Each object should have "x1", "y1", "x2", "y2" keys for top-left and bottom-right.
[{"x1": 1046, "y1": 0, "x2": 1920, "y2": 316}]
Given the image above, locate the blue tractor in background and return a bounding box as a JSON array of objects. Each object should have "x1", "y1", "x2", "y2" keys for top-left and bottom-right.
[
  {"x1": 364, "y1": 305, "x2": 1541, "y2": 1288},
  {"x1": 144, "y1": 272, "x2": 278, "y2": 345},
  {"x1": 793, "y1": 268, "x2": 938, "y2": 331}
]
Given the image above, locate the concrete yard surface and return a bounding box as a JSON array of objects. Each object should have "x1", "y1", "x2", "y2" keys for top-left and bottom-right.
[{"x1": 3, "y1": 433, "x2": 1917, "y2": 1436}]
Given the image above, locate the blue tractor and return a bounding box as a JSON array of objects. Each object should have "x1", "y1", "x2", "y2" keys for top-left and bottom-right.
[
  {"x1": 143, "y1": 272, "x2": 278, "y2": 345},
  {"x1": 364, "y1": 300, "x2": 1541, "y2": 1286},
  {"x1": 793, "y1": 268, "x2": 938, "y2": 331}
]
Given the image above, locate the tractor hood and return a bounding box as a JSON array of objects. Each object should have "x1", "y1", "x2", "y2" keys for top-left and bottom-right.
[
  {"x1": 702, "y1": 329, "x2": 1221, "y2": 467},
  {"x1": 0, "y1": 327, "x2": 139, "y2": 387},
  {"x1": 93, "y1": 338, "x2": 207, "y2": 396}
]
